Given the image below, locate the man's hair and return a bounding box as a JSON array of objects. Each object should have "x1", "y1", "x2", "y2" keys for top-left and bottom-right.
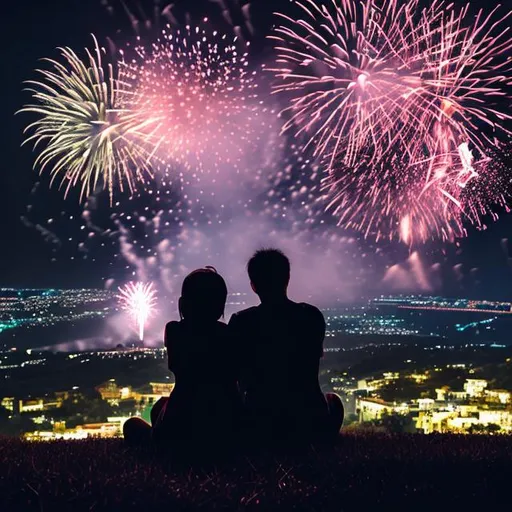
[
  {"x1": 247, "y1": 249, "x2": 290, "y2": 296},
  {"x1": 180, "y1": 266, "x2": 227, "y2": 321}
]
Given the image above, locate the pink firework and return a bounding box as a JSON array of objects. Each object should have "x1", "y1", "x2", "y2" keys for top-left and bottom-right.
[
  {"x1": 271, "y1": 0, "x2": 512, "y2": 242},
  {"x1": 118, "y1": 282, "x2": 157, "y2": 341},
  {"x1": 117, "y1": 20, "x2": 273, "y2": 176}
]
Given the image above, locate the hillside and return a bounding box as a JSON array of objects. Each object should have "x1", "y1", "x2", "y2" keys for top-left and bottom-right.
[{"x1": 2, "y1": 433, "x2": 510, "y2": 511}]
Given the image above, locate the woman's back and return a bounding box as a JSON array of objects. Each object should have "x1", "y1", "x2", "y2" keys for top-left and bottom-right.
[
  {"x1": 165, "y1": 320, "x2": 238, "y2": 404},
  {"x1": 154, "y1": 318, "x2": 241, "y2": 443}
]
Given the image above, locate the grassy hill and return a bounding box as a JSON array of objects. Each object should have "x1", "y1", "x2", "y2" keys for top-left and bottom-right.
[{"x1": 2, "y1": 433, "x2": 511, "y2": 511}]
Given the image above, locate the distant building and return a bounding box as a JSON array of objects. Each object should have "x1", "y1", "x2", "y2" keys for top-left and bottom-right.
[
  {"x1": 417, "y1": 399, "x2": 435, "y2": 411},
  {"x1": 107, "y1": 416, "x2": 131, "y2": 431},
  {"x1": 416, "y1": 405, "x2": 512, "y2": 434},
  {"x1": 409, "y1": 373, "x2": 429, "y2": 384},
  {"x1": 19, "y1": 399, "x2": 44, "y2": 413},
  {"x1": 485, "y1": 389, "x2": 511, "y2": 405},
  {"x1": 478, "y1": 410, "x2": 512, "y2": 431},
  {"x1": 25, "y1": 420, "x2": 124, "y2": 441},
  {"x1": 149, "y1": 382, "x2": 175, "y2": 396},
  {"x1": 96, "y1": 379, "x2": 124, "y2": 402},
  {"x1": 75, "y1": 422, "x2": 119, "y2": 438},
  {"x1": 357, "y1": 397, "x2": 409, "y2": 422},
  {"x1": 1, "y1": 397, "x2": 14, "y2": 412},
  {"x1": 464, "y1": 379, "x2": 488, "y2": 398},
  {"x1": 416, "y1": 410, "x2": 457, "y2": 434},
  {"x1": 357, "y1": 380, "x2": 368, "y2": 391}
]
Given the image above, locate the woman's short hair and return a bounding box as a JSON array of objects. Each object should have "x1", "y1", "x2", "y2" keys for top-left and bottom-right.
[{"x1": 180, "y1": 267, "x2": 228, "y2": 321}]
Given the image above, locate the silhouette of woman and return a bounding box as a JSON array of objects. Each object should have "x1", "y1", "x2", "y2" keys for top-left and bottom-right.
[{"x1": 123, "y1": 267, "x2": 242, "y2": 452}]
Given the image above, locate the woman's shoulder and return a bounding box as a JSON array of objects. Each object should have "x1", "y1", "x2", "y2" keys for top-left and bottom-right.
[
  {"x1": 164, "y1": 321, "x2": 182, "y2": 345},
  {"x1": 167, "y1": 320, "x2": 227, "y2": 336},
  {"x1": 165, "y1": 320, "x2": 182, "y2": 332}
]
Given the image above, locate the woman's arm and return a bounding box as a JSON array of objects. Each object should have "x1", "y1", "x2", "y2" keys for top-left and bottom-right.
[{"x1": 164, "y1": 321, "x2": 179, "y2": 374}]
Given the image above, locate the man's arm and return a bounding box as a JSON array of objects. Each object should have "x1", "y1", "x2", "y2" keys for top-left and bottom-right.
[
  {"x1": 227, "y1": 313, "x2": 244, "y2": 394},
  {"x1": 312, "y1": 306, "x2": 326, "y2": 359}
]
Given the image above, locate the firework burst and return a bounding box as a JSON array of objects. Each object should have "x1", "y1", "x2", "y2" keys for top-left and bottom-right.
[
  {"x1": 271, "y1": 0, "x2": 512, "y2": 242},
  {"x1": 117, "y1": 20, "x2": 274, "y2": 177},
  {"x1": 118, "y1": 282, "x2": 157, "y2": 341},
  {"x1": 20, "y1": 36, "x2": 159, "y2": 202}
]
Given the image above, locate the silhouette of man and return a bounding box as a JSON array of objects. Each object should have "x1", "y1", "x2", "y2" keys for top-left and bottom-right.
[{"x1": 229, "y1": 248, "x2": 344, "y2": 445}]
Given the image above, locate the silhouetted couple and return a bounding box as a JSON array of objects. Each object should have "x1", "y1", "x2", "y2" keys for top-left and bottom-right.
[{"x1": 123, "y1": 249, "x2": 344, "y2": 455}]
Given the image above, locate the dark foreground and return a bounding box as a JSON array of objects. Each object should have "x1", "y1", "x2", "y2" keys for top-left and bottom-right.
[{"x1": 2, "y1": 433, "x2": 511, "y2": 511}]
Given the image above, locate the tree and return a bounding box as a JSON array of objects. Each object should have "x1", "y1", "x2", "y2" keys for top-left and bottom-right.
[
  {"x1": 344, "y1": 413, "x2": 359, "y2": 427},
  {"x1": 54, "y1": 391, "x2": 114, "y2": 427},
  {"x1": 468, "y1": 423, "x2": 502, "y2": 435},
  {"x1": 376, "y1": 412, "x2": 416, "y2": 434},
  {"x1": 378, "y1": 378, "x2": 423, "y2": 402}
]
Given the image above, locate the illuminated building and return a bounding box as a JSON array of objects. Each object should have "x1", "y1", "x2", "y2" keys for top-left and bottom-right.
[
  {"x1": 75, "y1": 423, "x2": 119, "y2": 438},
  {"x1": 107, "y1": 416, "x2": 131, "y2": 431},
  {"x1": 464, "y1": 379, "x2": 488, "y2": 398},
  {"x1": 149, "y1": 382, "x2": 175, "y2": 395},
  {"x1": 416, "y1": 411, "x2": 457, "y2": 434},
  {"x1": 25, "y1": 431, "x2": 88, "y2": 441},
  {"x1": 357, "y1": 372, "x2": 400, "y2": 392},
  {"x1": 417, "y1": 408, "x2": 512, "y2": 434},
  {"x1": 132, "y1": 392, "x2": 171, "y2": 407},
  {"x1": 435, "y1": 387, "x2": 468, "y2": 402},
  {"x1": 485, "y1": 390, "x2": 511, "y2": 405},
  {"x1": 356, "y1": 398, "x2": 409, "y2": 422},
  {"x1": 478, "y1": 411, "x2": 512, "y2": 431},
  {"x1": 19, "y1": 399, "x2": 44, "y2": 413},
  {"x1": 95, "y1": 380, "x2": 131, "y2": 403},
  {"x1": 1, "y1": 397, "x2": 14, "y2": 412},
  {"x1": 25, "y1": 418, "x2": 129, "y2": 441},
  {"x1": 417, "y1": 399, "x2": 435, "y2": 411},
  {"x1": 409, "y1": 373, "x2": 429, "y2": 384}
]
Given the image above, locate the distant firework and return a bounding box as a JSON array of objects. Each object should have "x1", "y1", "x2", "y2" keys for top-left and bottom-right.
[
  {"x1": 118, "y1": 282, "x2": 157, "y2": 341},
  {"x1": 117, "y1": 20, "x2": 274, "y2": 176},
  {"x1": 20, "y1": 37, "x2": 158, "y2": 202},
  {"x1": 271, "y1": 0, "x2": 512, "y2": 242}
]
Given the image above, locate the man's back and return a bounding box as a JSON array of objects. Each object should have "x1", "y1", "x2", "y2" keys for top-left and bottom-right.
[{"x1": 229, "y1": 299, "x2": 327, "y2": 424}]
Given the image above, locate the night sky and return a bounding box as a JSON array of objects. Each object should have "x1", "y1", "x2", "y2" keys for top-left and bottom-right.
[{"x1": 2, "y1": 0, "x2": 512, "y2": 300}]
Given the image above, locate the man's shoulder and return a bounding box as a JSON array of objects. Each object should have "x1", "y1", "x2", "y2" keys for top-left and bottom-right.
[
  {"x1": 293, "y1": 302, "x2": 325, "y2": 328},
  {"x1": 230, "y1": 306, "x2": 260, "y2": 323},
  {"x1": 295, "y1": 301, "x2": 323, "y2": 317}
]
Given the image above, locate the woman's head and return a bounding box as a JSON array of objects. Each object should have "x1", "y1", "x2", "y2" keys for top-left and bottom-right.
[{"x1": 178, "y1": 267, "x2": 228, "y2": 322}]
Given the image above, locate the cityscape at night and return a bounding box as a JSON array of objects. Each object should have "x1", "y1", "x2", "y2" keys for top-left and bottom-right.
[
  {"x1": 0, "y1": 287, "x2": 511, "y2": 440},
  {"x1": 2, "y1": 0, "x2": 512, "y2": 508}
]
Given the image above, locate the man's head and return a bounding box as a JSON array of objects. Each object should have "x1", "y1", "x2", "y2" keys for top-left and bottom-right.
[{"x1": 247, "y1": 248, "x2": 290, "y2": 301}]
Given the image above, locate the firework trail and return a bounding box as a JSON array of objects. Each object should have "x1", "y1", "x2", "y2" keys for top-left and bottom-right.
[
  {"x1": 118, "y1": 282, "x2": 157, "y2": 341},
  {"x1": 20, "y1": 36, "x2": 160, "y2": 202},
  {"x1": 271, "y1": 0, "x2": 512, "y2": 242}
]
